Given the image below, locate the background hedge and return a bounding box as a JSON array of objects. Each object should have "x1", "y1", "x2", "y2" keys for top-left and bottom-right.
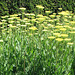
[{"x1": 0, "y1": 0, "x2": 75, "y2": 16}]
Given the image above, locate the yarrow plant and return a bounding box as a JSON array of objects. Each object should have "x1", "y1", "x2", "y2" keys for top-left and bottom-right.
[{"x1": 0, "y1": 5, "x2": 75, "y2": 75}]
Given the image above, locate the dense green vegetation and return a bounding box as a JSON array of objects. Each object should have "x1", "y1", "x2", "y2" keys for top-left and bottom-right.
[
  {"x1": 0, "y1": 0, "x2": 75, "y2": 75},
  {"x1": 0, "y1": 0, "x2": 75, "y2": 16}
]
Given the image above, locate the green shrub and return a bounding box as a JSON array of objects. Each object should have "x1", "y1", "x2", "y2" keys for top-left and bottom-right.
[{"x1": 0, "y1": 2, "x2": 8, "y2": 16}]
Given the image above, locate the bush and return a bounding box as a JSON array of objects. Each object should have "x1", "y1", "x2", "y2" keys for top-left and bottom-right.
[{"x1": 0, "y1": 2, "x2": 9, "y2": 16}]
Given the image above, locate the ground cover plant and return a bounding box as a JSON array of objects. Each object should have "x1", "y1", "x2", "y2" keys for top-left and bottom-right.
[{"x1": 0, "y1": 5, "x2": 75, "y2": 75}]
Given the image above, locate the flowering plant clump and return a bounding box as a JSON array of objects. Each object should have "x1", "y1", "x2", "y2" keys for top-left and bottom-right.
[{"x1": 0, "y1": 5, "x2": 75, "y2": 75}]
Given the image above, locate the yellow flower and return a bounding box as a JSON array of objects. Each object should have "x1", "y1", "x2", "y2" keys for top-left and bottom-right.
[
  {"x1": 65, "y1": 23, "x2": 69, "y2": 25},
  {"x1": 29, "y1": 33, "x2": 33, "y2": 36},
  {"x1": 29, "y1": 26, "x2": 37, "y2": 30},
  {"x1": 20, "y1": 25, "x2": 26, "y2": 27},
  {"x1": 42, "y1": 29, "x2": 48, "y2": 32},
  {"x1": 25, "y1": 23, "x2": 31, "y2": 25},
  {"x1": 47, "y1": 20, "x2": 54, "y2": 22},
  {"x1": 19, "y1": 7, "x2": 26, "y2": 10},
  {"x1": 61, "y1": 34, "x2": 68, "y2": 37},
  {"x1": 0, "y1": 22, "x2": 3, "y2": 25},
  {"x1": 9, "y1": 21, "x2": 14, "y2": 23},
  {"x1": 8, "y1": 18, "x2": 14, "y2": 21},
  {"x1": 10, "y1": 14, "x2": 18, "y2": 17},
  {"x1": 56, "y1": 15, "x2": 60, "y2": 18},
  {"x1": 53, "y1": 13, "x2": 56, "y2": 15},
  {"x1": 30, "y1": 13, "x2": 35, "y2": 16},
  {"x1": 58, "y1": 11, "x2": 70, "y2": 16},
  {"x1": 36, "y1": 14, "x2": 43, "y2": 18},
  {"x1": 70, "y1": 21, "x2": 75, "y2": 24},
  {"x1": 69, "y1": 31, "x2": 75, "y2": 34},
  {"x1": 60, "y1": 28, "x2": 66, "y2": 31},
  {"x1": 53, "y1": 33, "x2": 61, "y2": 37},
  {"x1": 10, "y1": 26, "x2": 17, "y2": 28},
  {"x1": 36, "y1": 18, "x2": 45, "y2": 22},
  {"x1": 25, "y1": 13, "x2": 30, "y2": 17},
  {"x1": 55, "y1": 26, "x2": 63, "y2": 28},
  {"x1": 49, "y1": 15, "x2": 55, "y2": 18},
  {"x1": 1, "y1": 15, "x2": 9, "y2": 18},
  {"x1": 31, "y1": 19, "x2": 36, "y2": 22},
  {"x1": 45, "y1": 11, "x2": 52, "y2": 14},
  {"x1": 63, "y1": 25, "x2": 69, "y2": 28},
  {"x1": 1, "y1": 20, "x2": 6, "y2": 22},
  {"x1": 72, "y1": 27, "x2": 75, "y2": 30},
  {"x1": 67, "y1": 42, "x2": 73, "y2": 45},
  {"x1": 53, "y1": 29, "x2": 59, "y2": 32},
  {"x1": 64, "y1": 19, "x2": 68, "y2": 22},
  {"x1": 0, "y1": 40, "x2": 3, "y2": 43},
  {"x1": 48, "y1": 36, "x2": 55, "y2": 39},
  {"x1": 68, "y1": 26, "x2": 72, "y2": 29},
  {"x1": 55, "y1": 38, "x2": 63, "y2": 41},
  {"x1": 64, "y1": 38, "x2": 71, "y2": 41},
  {"x1": 58, "y1": 8, "x2": 62, "y2": 11},
  {"x1": 36, "y1": 5, "x2": 44, "y2": 9},
  {"x1": 44, "y1": 26, "x2": 48, "y2": 29}
]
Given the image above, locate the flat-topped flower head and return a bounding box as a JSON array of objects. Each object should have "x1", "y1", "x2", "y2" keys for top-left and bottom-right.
[
  {"x1": 67, "y1": 42, "x2": 73, "y2": 45},
  {"x1": 25, "y1": 23, "x2": 31, "y2": 26},
  {"x1": 69, "y1": 31, "x2": 75, "y2": 34},
  {"x1": 31, "y1": 19, "x2": 36, "y2": 22},
  {"x1": 36, "y1": 5, "x2": 44, "y2": 9},
  {"x1": 42, "y1": 29, "x2": 48, "y2": 32},
  {"x1": 64, "y1": 25, "x2": 70, "y2": 28},
  {"x1": 25, "y1": 13, "x2": 30, "y2": 16},
  {"x1": 58, "y1": 11, "x2": 70, "y2": 16},
  {"x1": 53, "y1": 29, "x2": 59, "y2": 32},
  {"x1": 0, "y1": 22, "x2": 3, "y2": 25},
  {"x1": 47, "y1": 19, "x2": 54, "y2": 22},
  {"x1": 45, "y1": 11, "x2": 52, "y2": 14},
  {"x1": 2, "y1": 20, "x2": 6, "y2": 22},
  {"x1": 10, "y1": 14, "x2": 18, "y2": 17},
  {"x1": 36, "y1": 14, "x2": 44, "y2": 18},
  {"x1": 20, "y1": 25, "x2": 26, "y2": 27},
  {"x1": 19, "y1": 7, "x2": 26, "y2": 11},
  {"x1": 9, "y1": 21, "x2": 14, "y2": 24},
  {"x1": 36, "y1": 18, "x2": 45, "y2": 22},
  {"x1": 48, "y1": 36, "x2": 55, "y2": 39},
  {"x1": 10, "y1": 26, "x2": 17, "y2": 28},
  {"x1": 61, "y1": 34, "x2": 68, "y2": 37},
  {"x1": 60, "y1": 28, "x2": 66, "y2": 31},
  {"x1": 1, "y1": 15, "x2": 9, "y2": 18},
  {"x1": 55, "y1": 38, "x2": 63, "y2": 42},
  {"x1": 55, "y1": 26, "x2": 63, "y2": 28},
  {"x1": 53, "y1": 33, "x2": 61, "y2": 37},
  {"x1": 49, "y1": 15, "x2": 55, "y2": 18},
  {"x1": 72, "y1": 27, "x2": 75, "y2": 30},
  {"x1": 70, "y1": 21, "x2": 75, "y2": 24},
  {"x1": 8, "y1": 18, "x2": 14, "y2": 21},
  {"x1": 0, "y1": 40, "x2": 3, "y2": 43},
  {"x1": 58, "y1": 8, "x2": 62, "y2": 11},
  {"x1": 53, "y1": 13, "x2": 56, "y2": 15},
  {"x1": 29, "y1": 26, "x2": 37, "y2": 31},
  {"x1": 64, "y1": 38, "x2": 71, "y2": 41},
  {"x1": 30, "y1": 13, "x2": 35, "y2": 16}
]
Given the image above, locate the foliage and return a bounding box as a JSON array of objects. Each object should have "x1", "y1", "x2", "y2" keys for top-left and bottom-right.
[
  {"x1": 0, "y1": 8, "x2": 75, "y2": 74},
  {"x1": 0, "y1": 2, "x2": 8, "y2": 16},
  {"x1": 0, "y1": 0, "x2": 75, "y2": 16}
]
